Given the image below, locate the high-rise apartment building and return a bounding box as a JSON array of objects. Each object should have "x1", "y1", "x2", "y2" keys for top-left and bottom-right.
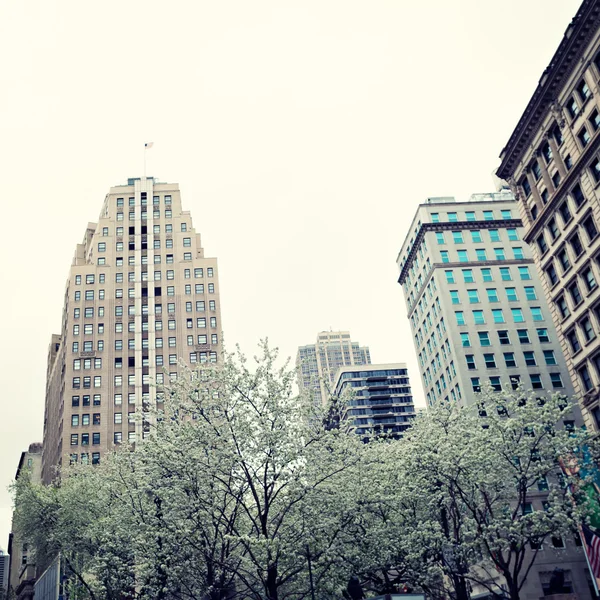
[
  {"x1": 496, "y1": 0, "x2": 600, "y2": 431},
  {"x1": 41, "y1": 178, "x2": 223, "y2": 483},
  {"x1": 397, "y1": 192, "x2": 575, "y2": 407},
  {"x1": 297, "y1": 331, "x2": 371, "y2": 406},
  {"x1": 0, "y1": 550, "x2": 8, "y2": 600},
  {"x1": 332, "y1": 363, "x2": 414, "y2": 440},
  {"x1": 397, "y1": 192, "x2": 592, "y2": 598}
]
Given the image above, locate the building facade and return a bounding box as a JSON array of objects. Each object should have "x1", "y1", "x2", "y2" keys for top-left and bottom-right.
[
  {"x1": 8, "y1": 443, "x2": 42, "y2": 600},
  {"x1": 397, "y1": 192, "x2": 575, "y2": 407},
  {"x1": 496, "y1": 0, "x2": 600, "y2": 432},
  {"x1": 332, "y1": 363, "x2": 414, "y2": 440},
  {"x1": 397, "y1": 192, "x2": 592, "y2": 599},
  {"x1": 41, "y1": 177, "x2": 223, "y2": 483},
  {"x1": 297, "y1": 331, "x2": 371, "y2": 406}
]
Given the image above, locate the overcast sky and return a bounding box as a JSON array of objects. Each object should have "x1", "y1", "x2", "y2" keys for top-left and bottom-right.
[{"x1": 0, "y1": 0, "x2": 582, "y2": 548}]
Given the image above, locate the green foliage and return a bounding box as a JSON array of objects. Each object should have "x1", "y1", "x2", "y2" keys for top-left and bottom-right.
[{"x1": 12, "y1": 349, "x2": 599, "y2": 600}]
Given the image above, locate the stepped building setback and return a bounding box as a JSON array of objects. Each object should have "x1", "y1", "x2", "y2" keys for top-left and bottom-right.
[
  {"x1": 41, "y1": 178, "x2": 223, "y2": 483},
  {"x1": 497, "y1": 0, "x2": 600, "y2": 431},
  {"x1": 297, "y1": 331, "x2": 371, "y2": 406}
]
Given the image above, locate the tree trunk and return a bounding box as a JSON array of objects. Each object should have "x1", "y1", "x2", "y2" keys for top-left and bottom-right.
[{"x1": 266, "y1": 564, "x2": 279, "y2": 600}]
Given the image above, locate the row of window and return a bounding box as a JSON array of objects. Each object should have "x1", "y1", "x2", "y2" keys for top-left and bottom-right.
[
  {"x1": 71, "y1": 414, "x2": 101, "y2": 426},
  {"x1": 101, "y1": 223, "x2": 186, "y2": 238},
  {"x1": 75, "y1": 267, "x2": 214, "y2": 286},
  {"x1": 73, "y1": 317, "x2": 218, "y2": 337},
  {"x1": 100, "y1": 237, "x2": 196, "y2": 252},
  {"x1": 471, "y1": 373, "x2": 562, "y2": 392},
  {"x1": 465, "y1": 349, "x2": 558, "y2": 370},
  {"x1": 439, "y1": 247, "x2": 526, "y2": 262},
  {"x1": 116, "y1": 209, "x2": 174, "y2": 221},
  {"x1": 565, "y1": 308, "x2": 600, "y2": 354},
  {"x1": 449, "y1": 286, "x2": 537, "y2": 304},
  {"x1": 455, "y1": 307, "x2": 544, "y2": 326},
  {"x1": 116, "y1": 195, "x2": 172, "y2": 207},
  {"x1": 71, "y1": 395, "x2": 101, "y2": 407},
  {"x1": 430, "y1": 209, "x2": 513, "y2": 223},
  {"x1": 72, "y1": 333, "x2": 219, "y2": 353},
  {"x1": 69, "y1": 452, "x2": 100, "y2": 465},
  {"x1": 70, "y1": 433, "x2": 101, "y2": 445},
  {"x1": 435, "y1": 228, "x2": 519, "y2": 245},
  {"x1": 460, "y1": 328, "x2": 551, "y2": 347}
]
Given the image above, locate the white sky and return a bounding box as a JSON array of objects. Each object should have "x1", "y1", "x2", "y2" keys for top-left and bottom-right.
[{"x1": 0, "y1": 0, "x2": 582, "y2": 548}]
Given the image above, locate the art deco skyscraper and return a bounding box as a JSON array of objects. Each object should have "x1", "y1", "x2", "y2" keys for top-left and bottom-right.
[
  {"x1": 42, "y1": 177, "x2": 223, "y2": 483},
  {"x1": 296, "y1": 331, "x2": 371, "y2": 406}
]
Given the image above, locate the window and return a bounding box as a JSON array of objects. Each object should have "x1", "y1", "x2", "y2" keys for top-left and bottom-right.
[
  {"x1": 475, "y1": 249, "x2": 487, "y2": 261},
  {"x1": 440, "y1": 251, "x2": 449, "y2": 263},
  {"x1": 511, "y1": 308, "x2": 524, "y2": 323},
  {"x1": 517, "y1": 329, "x2": 530, "y2": 344},
  {"x1": 478, "y1": 332, "x2": 490, "y2": 346},
  {"x1": 489, "y1": 376, "x2": 502, "y2": 391},
  {"x1": 466, "y1": 355, "x2": 476, "y2": 370},
  {"x1": 556, "y1": 296, "x2": 570, "y2": 319},
  {"x1": 531, "y1": 307, "x2": 543, "y2": 322},
  {"x1": 580, "y1": 365, "x2": 593, "y2": 391},
  {"x1": 581, "y1": 316, "x2": 596, "y2": 342},
  {"x1": 523, "y1": 351, "x2": 536, "y2": 366},
  {"x1": 493, "y1": 248, "x2": 505, "y2": 260},
  {"x1": 569, "y1": 281, "x2": 583, "y2": 306},
  {"x1": 460, "y1": 333, "x2": 471, "y2": 347},
  {"x1": 484, "y1": 353, "x2": 496, "y2": 368},
  {"x1": 579, "y1": 127, "x2": 591, "y2": 147},
  {"x1": 536, "y1": 235, "x2": 548, "y2": 255},
  {"x1": 585, "y1": 265, "x2": 598, "y2": 291},
  {"x1": 570, "y1": 232, "x2": 584, "y2": 257},
  {"x1": 543, "y1": 350, "x2": 557, "y2": 366},
  {"x1": 557, "y1": 204, "x2": 572, "y2": 230},
  {"x1": 471, "y1": 377, "x2": 481, "y2": 392},
  {"x1": 567, "y1": 97, "x2": 580, "y2": 119},
  {"x1": 535, "y1": 328, "x2": 549, "y2": 344},
  {"x1": 482, "y1": 210, "x2": 493, "y2": 221},
  {"x1": 530, "y1": 374, "x2": 543, "y2": 390},
  {"x1": 450, "y1": 291, "x2": 460, "y2": 305},
  {"x1": 500, "y1": 268, "x2": 511, "y2": 281},
  {"x1": 504, "y1": 352, "x2": 516, "y2": 368},
  {"x1": 445, "y1": 270, "x2": 455, "y2": 283},
  {"x1": 498, "y1": 330, "x2": 510, "y2": 345},
  {"x1": 457, "y1": 250, "x2": 468, "y2": 262},
  {"x1": 492, "y1": 309, "x2": 505, "y2": 323},
  {"x1": 506, "y1": 287, "x2": 518, "y2": 302},
  {"x1": 486, "y1": 288, "x2": 499, "y2": 303},
  {"x1": 481, "y1": 268, "x2": 492, "y2": 282},
  {"x1": 521, "y1": 176, "x2": 532, "y2": 197},
  {"x1": 455, "y1": 312, "x2": 465, "y2": 325},
  {"x1": 584, "y1": 214, "x2": 599, "y2": 241},
  {"x1": 547, "y1": 219, "x2": 559, "y2": 241},
  {"x1": 470, "y1": 230, "x2": 482, "y2": 243},
  {"x1": 473, "y1": 310, "x2": 485, "y2": 324},
  {"x1": 546, "y1": 264, "x2": 559, "y2": 286},
  {"x1": 467, "y1": 290, "x2": 479, "y2": 304},
  {"x1": 550, "y1": 373, "x2": 564, "y2": 388},
  {"x1": 517, "y1": 266, "x2": 530, "y2": 281}
]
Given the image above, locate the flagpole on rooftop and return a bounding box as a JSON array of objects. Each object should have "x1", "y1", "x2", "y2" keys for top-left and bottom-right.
[{"x1": 144, "y1": 142, "x2": 154, "y2": 179}]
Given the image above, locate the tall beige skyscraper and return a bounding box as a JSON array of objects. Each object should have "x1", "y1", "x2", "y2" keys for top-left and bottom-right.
[
  {"x1": 296, "y1": 331, "x2": 371, "y2": 405},
  {"x1": 42, "y1": 177, "x2": 223, "y2": 483}
]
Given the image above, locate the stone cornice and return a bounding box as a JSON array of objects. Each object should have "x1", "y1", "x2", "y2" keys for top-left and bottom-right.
[
  {"x1": 398, "y1": 219, "x2": 523, "y2": 284},
  {"x1": 497, "y1": 0, "x2": 600, "y2": 180}
]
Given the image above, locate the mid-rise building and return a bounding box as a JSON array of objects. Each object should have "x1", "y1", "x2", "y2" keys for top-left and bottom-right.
[
  {"x1": 332, "y1": 363, "x2": 414, "y2": 440},
  {"x1": 8, "y1": 443, "x2": 42, "y2": 600},
  {"x1": 397, "y1": 192, "x2": 592, "y2": 598},
  {"x1": 0, "y1": 550, "x2": 8, "y2": 600},
  {"x1": 496, "y1": 0, "x2": 600, "y2": 432},
  {"x1": 41, "y1": 178, "x2": 223, "y2": 483},
  {"x1": 297, "y1": 331, "x2": 371, "y2": 406},
  {"x1": 397, "y1": 192, "x2": 575, "y2": 407}
]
